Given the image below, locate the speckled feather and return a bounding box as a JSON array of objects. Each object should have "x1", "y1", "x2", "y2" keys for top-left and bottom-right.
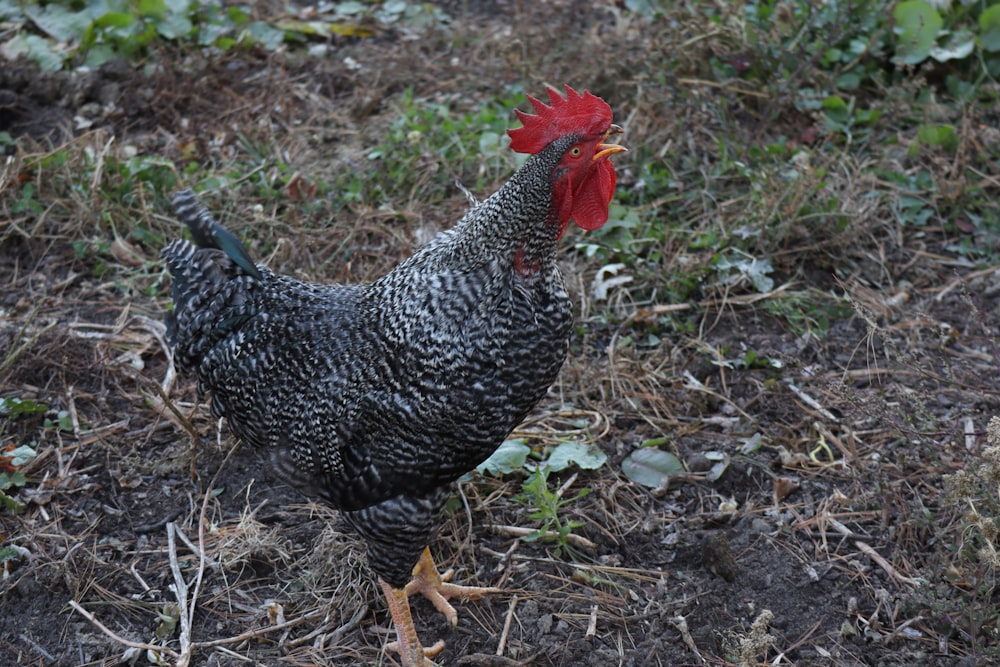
[{"x1": 162, "y1": 134, "x2": 587, "y2": 587}]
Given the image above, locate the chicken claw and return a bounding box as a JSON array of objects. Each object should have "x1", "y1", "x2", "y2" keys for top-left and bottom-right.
[
  {"x1": 381, "y1": 547, "x2": 501, "y2": 666},
  {"x1": 380, "y1": 578, "x2": 444, "y2": 667},
  {"x1": 404, "y1": 547, "x2": 502, "y2": 626}
]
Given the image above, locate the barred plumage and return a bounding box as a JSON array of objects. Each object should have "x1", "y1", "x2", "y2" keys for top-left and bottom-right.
[{"x1": 162, "y1": 86, "x2": 624, "y2": 666}]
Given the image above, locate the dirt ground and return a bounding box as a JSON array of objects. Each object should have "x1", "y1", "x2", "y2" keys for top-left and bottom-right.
[{"x1": 2, "y1": 3, "x2": 1000, "y2": 667}]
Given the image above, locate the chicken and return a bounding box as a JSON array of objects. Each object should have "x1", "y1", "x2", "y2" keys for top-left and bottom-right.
[{"x1": 162, "y1": 85, "x2": 625, "y2": 666}]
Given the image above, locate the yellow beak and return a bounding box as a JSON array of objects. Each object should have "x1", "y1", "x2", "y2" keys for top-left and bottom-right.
[{"x1": 594, "y1": 124, "x2": 627, "y2": 161}]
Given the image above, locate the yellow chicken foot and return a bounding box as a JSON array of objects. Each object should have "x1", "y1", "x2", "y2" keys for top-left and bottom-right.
[
  {"x1": 382, "y1": 547, "x2": 502, "y2": 665},
  {"x1": 404, "y1": 546, "x2": 502, "y2": 626},
  {"x1": 380, "y1": 578, "x2": 444, "y2": 667}
]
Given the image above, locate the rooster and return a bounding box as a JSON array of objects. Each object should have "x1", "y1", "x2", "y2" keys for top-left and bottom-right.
[{"x1": 163, "y1": 85, "x2": 625, "y2": 666}]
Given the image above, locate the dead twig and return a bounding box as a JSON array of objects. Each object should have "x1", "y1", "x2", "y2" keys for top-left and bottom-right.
[
  {"x1": 68, "y1": 600, "x2": 180, "y2": 660},
  {"x1": 167, "y1": 522, "x2": 198, "y2": 667},
  {"x1": 192, "y1": 612, "x2": 317, "y2": 650},
  {"x1": 885, "y1": 614, "x2": 925, "y2": 642},
  {"x1": 486, "y1": 524, "x2": 598, "y2": 551},
  {"x1": 18, "y1": 633, "x2": 56, "y2": 663},
  {"x1": 584, "y1": 604, "x2": 598, "y2": 639},
  {"x1": 283, "y1": 604, "x2": 369, "y2": 650},
  {"x1": 855, "y1": 541, "x2": 923, "y2": 587},
  {"x1": 784, "y1": 379, "x2": 839, "y2": 423},
  {"x1": 682, "y1": 370, "x2": 754, "y2": 422},
  {"x1": 513, "y1": 409, "x2": 610, "y2": 443},
  {"x1": 671, "y1": 615, "x2": 705, "y2": 664},
  {"x1": 933, "y1": 262, "x2": 1000, "y2": 301},
  {"x1": 496, "y1": 594, "x2": 517, "y2": 657},
  {"x1": 676, "y1": 77, "x2": 770, "y2": 99}
]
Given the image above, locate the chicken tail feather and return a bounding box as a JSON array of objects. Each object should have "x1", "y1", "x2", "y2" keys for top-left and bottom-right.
[
  {"x1": 163, "y1": 191, "x2": 265, "y2": 374},
  {"x1": 172, "y1": 189, "x2": 262, "y2": 282}
]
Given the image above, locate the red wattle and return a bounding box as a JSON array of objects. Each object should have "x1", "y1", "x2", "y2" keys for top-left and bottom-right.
[{"x1": 571, "y1": 160, "x2": 617, "y2": 231}]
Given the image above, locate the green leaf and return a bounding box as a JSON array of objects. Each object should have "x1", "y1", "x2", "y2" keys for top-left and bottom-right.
[
  {"x1": 740, "y1": 433, "x2": 763, "y2": 455},
  {"x1": 4, "y1": 445, "x2": 37, "y2": 468},
  {"x1": 273, "y1": 19, "x2": 330, "y2": 37},
  {"x1": 893, "y1": 1, "x2": 943, "y2": 65},
  {"x1": 0, "y1": 397, "x2": 49, "y2": 416},
  {"x1": 225, "y1": 5, "x2": 250, "y2": 25},
  {"x1": 0, "y1": 488, "x2": 24, "y2": 512},
  {"x1": 545, "y1": 441, "x2": 607, "y2": 473},
  {"x1": 337, "y1": 1, "x2": 368, "y2": 15},
  {"x1": 244, "y1": 21, "x2": 285, "y2": 50},
  {"x1": 836, "y1": 71, "x2": 861, "y2": 90},
  {"x1": 157, "y1": 9, "x2": 193, "y2": 39},
  {"x1": 714, "y1": 253, "x2": 774, "y2": 293},
  {"x1": 477, "y1": 439, "x2": 531, "y2": 476},
  {"x1": 703, "y1": 451, "x2": 730, "y2": 482},
  {"x1": 137, "y1": 0, "x2": 167, "y2": 18},
  {"x1": 929, "y1": 29, "x2": 975, "y2": 62},
  {"x1": 0, "y1": 0, "x2": 21, "y2": 20},
  {"x1": 621, "y1": 448, "x2": 685, "y2": 488},
  {"x1": 981, "y1": 5, "x2": 1000, "y2": 53},
  {"x1": 520, "y1": 529, "x2": 542, "y2": 542},
  {"x1": 82, "y1": 42, "x2": 119, "y2": 68},
  {"x1": 23, "y1": 3, "x2": 92, "y2": 42},
  {"x1": 0, "y1": 470, "x2": 27, "y2": 490},
  {"x1": 93, "y1": 11, "x2": 135, "y2": 30},
  {"x1": 163, "y1": 0, "x2": 191, "y2": 11},
  {"x1": 382, "y1": 0, "x2": 408, "y2": 14},
  {"x1": 945, "y1": 74, "x2": 976, "y2": 101},
  {"x1": 822, "y1": 95, "x2": 851, "y2": 124},
  {"x1": 917, "y1": 123, "x2": 958, "y2": 152},
  {"x1": 52, "y1": 411, "x2": 73, "y2": 432},
  {"x1": 0, "y1": 33, "x2": 64, "y2": 70},
  {"x1": 854, "y1": 108, "x2": 881, "y2": 126},
  {"x1": 746, "y1": 259, "x2": 774, "y2": 292}
]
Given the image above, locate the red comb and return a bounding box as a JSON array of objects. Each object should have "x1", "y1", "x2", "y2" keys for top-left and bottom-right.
[{"x1": 507, "y1": 85, "x2": 614, "y2": 155}]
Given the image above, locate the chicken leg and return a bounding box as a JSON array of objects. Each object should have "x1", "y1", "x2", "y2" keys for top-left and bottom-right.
[{"x1": 382, "y1": 547, "x2": 501, "y2": 666}]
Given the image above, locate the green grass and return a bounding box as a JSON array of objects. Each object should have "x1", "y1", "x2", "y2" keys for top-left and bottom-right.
[
  {"x1": 340, "y1": 87, "x2": 526, "y2": 209},
  {"x1": 0, "y1": 0, "x2": 449, "y2": 71}
]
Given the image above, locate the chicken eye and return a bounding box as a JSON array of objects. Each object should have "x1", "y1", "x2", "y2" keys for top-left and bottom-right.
[{"x1": 569, "y1": 146, "x2": 582, "y2": 157}]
